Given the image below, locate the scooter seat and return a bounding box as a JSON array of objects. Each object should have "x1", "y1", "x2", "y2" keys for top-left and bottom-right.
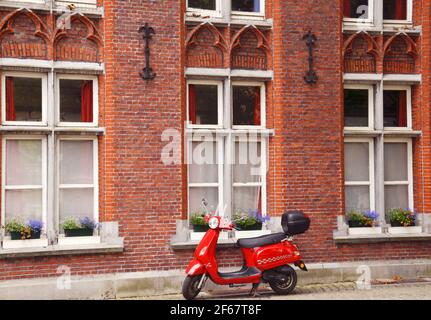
[{"x1": 237, "y1": 232, "x2": 286, "y2": 249}]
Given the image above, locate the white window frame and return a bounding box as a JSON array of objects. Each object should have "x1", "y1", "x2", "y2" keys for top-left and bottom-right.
[
  {"x1": 55, "y1": 0, "x2": 98, "y2": 9},
  {"x1": 383, "y1": 138, "x2": 413, "y2": 213},
  {"x1": 231, "y1": 0, "x2": 265, "y2": 19},
  {"x1": 344, "y1": 84, "x2": 374, "y2": 131},
  {"x1": 344, "y1": 137, "x2": 376, "y2": 213},
  {"x1": 186, "y1": 0, "x2": 222, "y2": 18},
  {"x1": 343, "y1": 0, "x2": 375, "y2": 25},
  {"x1": 383, "y1": 0, "x2": 413, "y2": 25},
  {"x1": 187, "y1": 136, "x2": 224, "y2": 220},
  {"x1": 56, "y1": 136, "x2": 99, "y2": 234},
  {"x1": 232, "y1": 81, "x2": 266, "y2": 130},
  {"x1": 1, "y1": 71, "x2": 48, "y2": 126},
  {"x1": 187, "y1": 79, "x2": 224, "y2": 129},
  {"x1": 383, "y1": 85, "x2": 412, "y2": 131},
  {"x1": 231, "y1": 134, "x2": 267, "y2": 217},
  {"x1": 1, "y1": 135, "x2": 48, "y2": 234},
  {"x1": 56, "y1": 74, "x2": 99, "y2": 127}
]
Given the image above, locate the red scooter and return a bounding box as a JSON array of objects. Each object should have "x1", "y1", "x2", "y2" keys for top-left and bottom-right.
[{"x1": 182, "y1": 211, "x2": 311, "y2": 300}]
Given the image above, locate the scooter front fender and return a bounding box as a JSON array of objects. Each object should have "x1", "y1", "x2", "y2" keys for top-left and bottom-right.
[{"x1": 185, "y1": 259, "x2": 206, "y2": 276}]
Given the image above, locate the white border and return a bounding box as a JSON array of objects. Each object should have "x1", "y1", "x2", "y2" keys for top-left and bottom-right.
[
  {"x1": 186, "y1": 0, "x2": 222, "y2": 18},
  {"x1": 1, "y1": 71, "x2": 48, "y2": 126},
  {"x1": 1, "y1": 136, "x2": 48, "y2": 239},
  {"x1": 232, "y1": 81, "x2": 266, "y2": 130},
  {"x1": 383, "y1": 85, "x2": 412, "y2": 131},
  {"x1": 187, "y1": 79, "x2": 224, "y2": 129},
  {"x1": 344, "y1": 137, "x2": 375, "y2": 212},
  {"x1": 344, "y1": 84, "x2": 374, "y2": 131},
  {"x1": 56, "y1": 136, "x2": 99, "y2": 235},
  {"x1": 343, "y1": 0, "x2": 375, "y2": 25},
  {"x1": 383, "y1": 138, "x2": 414, "y2": 212},
  {"x1": 56, "y1": 74, "x2": 99, "y2": 127}
]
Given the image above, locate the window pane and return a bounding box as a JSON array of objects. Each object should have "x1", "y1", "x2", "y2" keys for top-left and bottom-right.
[
  {"x1": 344, "y1": 0, "x2": 370, "y2": 19},
  {"x1": 384, "y1": 90, "x2": 407, "y2": 127},
  {"x1": 345, "y1": 185, "x2": 370, "y2": 212},
  {"x1": 189, "y1": 187, "x2": 218, "y2": 213},
  {"x1": 189, "y1": 141, "x2": 218, "y2": 184},
  {"x1": 384, "y1": 143, "x2": 408, "y2": 181},
  {"x1": 385, "y1": 185, "x2": 409, "y2": 214},
  {"x1": 188, "y1": 0, "x2": 216, "y2": 10},
  {"x1": 383, "y1": 0, "x2": 407, "y2": 20},
  {"x1": 232, "y1": 0, "x2": 261, "y2": 12},
  {"x1": 234, "y1": 141, "x2": 262, "y2": 183},
  {"x1": 189, "y1": 84, "x2": 218, "y2": 125},
  {"x1": 233, "y1": 86, "x2": 261, "y2": 126},
  {"x1": 344, "y1": 142, "x2": 370, "y2": 182},
  {"x1": 5, "y1": 189, "x2": 43, "y2": 222},
  {"x1": 344, "y1": 89, "x2": 369, "y2": 127},
  {"x1": 6, "y1": 140, "x2": 42, "y2": 186},
  {"x1": 6, "y1": 77, "x2": 42, "y2": 122},
  {"x1": 60, "y1": 140, "x2": 94, "y2": 185},
  {"x1": 59, "y1": 188, "x2": 94, "y2": 225},
  {"x1": 233, "y1": 186, "x2": 261, "y2": 213},
  {"x1": 60, "y1": 79, "x2": 93, "y2": 123}
]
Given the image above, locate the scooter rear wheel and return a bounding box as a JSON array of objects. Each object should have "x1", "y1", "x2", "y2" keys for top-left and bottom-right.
[
  {"x1": 269, "y1": 266, "x2": 297, "y2": 295},
  {"x1": 182, "y1": 275, "x2": 203, "y2": 300}
]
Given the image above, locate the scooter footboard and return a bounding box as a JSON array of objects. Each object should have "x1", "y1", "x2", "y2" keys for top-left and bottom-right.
[{"x1": 185, "y1": 259, "x2": 206, "y2": 276}]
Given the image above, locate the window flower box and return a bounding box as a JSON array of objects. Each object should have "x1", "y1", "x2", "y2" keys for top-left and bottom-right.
[
  {"x1": 2, "y1": 237, "x2": 48, "y2": 249},
  {"x1": 348, "y1": 227, "x2": 383, "y2": 235},
  {"x1": 58, "y1": 235, "x2": 101, "y2": 246},
  {"x1": 190, "y1": 231, "x2": 229, "y2": 241},
  {"x1": 387, "y1": 226, "x2": 422, "y2": 235},
  {"x1": 234, "y1": 229, "x2": 271, "y2": 239}
]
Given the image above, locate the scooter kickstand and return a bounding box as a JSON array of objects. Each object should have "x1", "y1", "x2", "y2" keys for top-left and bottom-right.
[{"x1": 249, "y1": 282, "x2": 260, "y2": 297}]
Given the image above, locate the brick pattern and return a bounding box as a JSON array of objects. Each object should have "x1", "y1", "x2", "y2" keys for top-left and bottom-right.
[
  {"x1": 344, "y1": 33, "x2": 377, "y2": 73},
  {"x1": 383, "y1": 35, "x2": 417, "y2": 74},
  {"x1": 0, "y1": 9, "x2": 102, "y2": 62}
]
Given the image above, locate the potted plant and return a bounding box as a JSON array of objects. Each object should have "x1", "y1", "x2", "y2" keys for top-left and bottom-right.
[
  {"x1": 4, "y1": 219, "x2": 43, "y2": 240},
  {"x1": 233, "y1": 209, "x2": 271, "y2": 239},
  {"x1": 61, "y1": 217, "x2": 98, "y2": 237},
  {"x1": 388, "y1": 208, "x2": 422, "y2": 234},
  {"x1": 190, "y1": 211, "x2": 209, "y2": 233},
  {"x1": 346, "y1": 210, "x2": 382, "y2": 235}
]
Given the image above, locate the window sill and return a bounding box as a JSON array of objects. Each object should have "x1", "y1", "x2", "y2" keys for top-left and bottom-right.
[
  {"x1": 185, "y1": 15, "x2": 273, "y2": 28},
  {"x1": 0, "y1": 126, "x2": 106, "y2": 135},
  {"x1": 0, "y1": 2, "x2": 104, "y2": 18},
  {"x1": 0, "y1": 242, "x2": 123, "y2": 259},
  {"x1": 343, "y1": 129, "x2": 422, "y2": 138},
  {"x1": 333, "y1": 232, "x2": 431, "y2": 244}
]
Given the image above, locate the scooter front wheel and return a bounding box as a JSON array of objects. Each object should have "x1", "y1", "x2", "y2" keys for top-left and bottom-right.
[
  {"x1": 182, "y1": 275, "x2": 203, "y2": 300},
  {"x1": 269, "y1": 267, "x2": 297, "y2": 295}
]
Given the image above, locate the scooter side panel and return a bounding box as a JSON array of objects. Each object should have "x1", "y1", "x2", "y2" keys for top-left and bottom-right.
[
  {"x1": 185, "y1": 259, "x2": 206, "y2": 276},
  {"x1": 254, "y1": 241, "x2": 301, "y2": 271}
]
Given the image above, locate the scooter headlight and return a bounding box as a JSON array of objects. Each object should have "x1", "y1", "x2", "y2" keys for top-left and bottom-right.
[{"x1": 208, "y1": 217, "x2": 219, "y2": 229}]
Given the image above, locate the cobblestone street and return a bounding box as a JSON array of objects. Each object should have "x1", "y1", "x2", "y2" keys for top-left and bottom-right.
[{"x1": 133, "y1": 280, "x2": 431, "y2": 300}]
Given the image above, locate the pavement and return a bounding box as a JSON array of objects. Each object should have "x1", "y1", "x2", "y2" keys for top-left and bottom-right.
[{"x1": 127, "y1": 278, "x2": 431, "y2": 300}]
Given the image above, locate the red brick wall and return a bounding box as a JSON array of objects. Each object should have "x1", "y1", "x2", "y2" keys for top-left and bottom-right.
[{"x1": 0, "y1": 0, "x2": 431, "y2": 283}]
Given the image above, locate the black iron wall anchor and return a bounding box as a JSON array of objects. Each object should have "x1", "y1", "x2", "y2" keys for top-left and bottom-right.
[
  {"x1": 303, "y1": 31, "x2": 318, "y2": 84},
  {"x1": 139, "y1": 23, "x2": 156, "y2": 80}
]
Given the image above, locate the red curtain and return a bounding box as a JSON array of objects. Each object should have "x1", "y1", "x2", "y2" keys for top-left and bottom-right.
[
  {"x1": 6, "y1": 77, "x2": 16, "y2": 121},
  {"x1": 343, "y1": 0, "x2": 351, "y2": 17},
  {"x1": 395, "y1": 0, "x2": 407, "y2": 20},
  {"x1": 253, "y1": 87, "x2": 261, "y2": 126},
  {"x1": 398, "y1": 91, "x2": 407, "y2": 127},
  {"x1": 188, "y1": 84, "x2": 197, "y2": 124},
  {"x1": 81, "y1": 81, "x2": 93, "y2": 122}
]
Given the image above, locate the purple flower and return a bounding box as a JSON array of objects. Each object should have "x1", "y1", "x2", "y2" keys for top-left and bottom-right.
[
  {"x1": 363, "y1": 210, "x2": 379, "y2": 221},
  {"x1": 248, "y1": 209, "x2": 270, "y2": 223},
  {"x1": 79, "y1": 217, "x2": 99, "y2": 230},
  {"x1": 27, "y1": 220, "x2": 43, "y2": 232}
]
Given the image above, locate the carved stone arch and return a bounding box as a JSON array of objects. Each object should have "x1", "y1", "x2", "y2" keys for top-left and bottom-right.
[
  {"x1": 185, "y1": 22, "x2": 228, "y2": 68},
  {"x1": 0, "y1": 8, "x2": 50, "y2": 59},
  {"x1": 53, "y1": 13, "x2": 102, "y2": 63},
  {"x1": 230, "y1": 25, "x2": 270, "y2": 70},
  {"x1": 383, "y1": 33, "x2": 418, "y2": 74},
  {"x1": 343, "y1": 31, "x2": 379, "y2": 73}
]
